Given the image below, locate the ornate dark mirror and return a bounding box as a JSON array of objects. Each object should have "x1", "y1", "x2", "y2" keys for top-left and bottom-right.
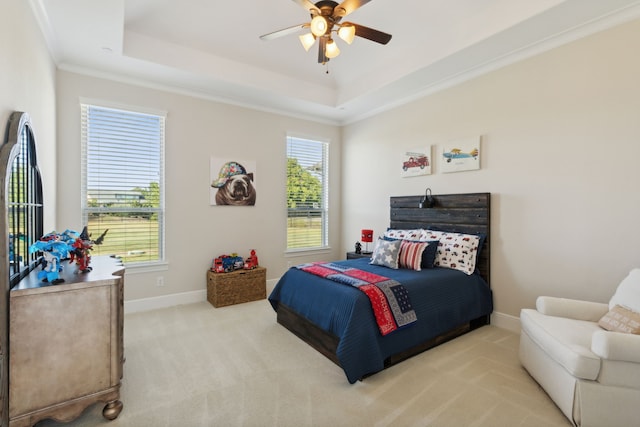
[
  {"x1": 0, "y1": 111, "x2": 44, "y2": 425},
  {"x1": 1, "y1": 112, "x2": 44, "y2": 288}
]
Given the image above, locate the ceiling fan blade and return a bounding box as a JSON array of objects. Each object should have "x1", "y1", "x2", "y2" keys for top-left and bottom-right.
[
  {"x1": 260, "y1": 23, "x2": 309, "y2": 41},
  {"x1": 291, "y1": 0, "x2": 320, "y2": 14},
  {"x1": 333, "y1": 0, "x2": 372, "y2": 18},
  {"x1": 317, "y1": 37, "x2": 328, "y2": 63},
  {"x1": 349, "y1": 22, "x2": 392, "y2": 44}
]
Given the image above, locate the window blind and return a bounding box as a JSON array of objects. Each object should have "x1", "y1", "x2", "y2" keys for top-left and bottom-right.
[
  {"x1": 81, "y1": 104, "x2": 165, "y2": 264},
  {"x1": 286, "y1": 136, "x2": 328, "y2": 250}
]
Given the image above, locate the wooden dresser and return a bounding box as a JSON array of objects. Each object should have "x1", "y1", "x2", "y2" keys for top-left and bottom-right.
[{"x1": 8, "y1": 256, "x2": 125, "y2": 427}]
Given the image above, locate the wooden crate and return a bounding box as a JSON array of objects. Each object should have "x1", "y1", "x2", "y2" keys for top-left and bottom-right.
[{"x1": 207, "y1": 267, "x2": 266, "y2": 307}]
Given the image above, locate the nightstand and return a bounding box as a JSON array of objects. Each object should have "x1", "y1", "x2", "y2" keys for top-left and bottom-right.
[{"x1": 346, "y1": 252, "x2": 372, "y2": 260}]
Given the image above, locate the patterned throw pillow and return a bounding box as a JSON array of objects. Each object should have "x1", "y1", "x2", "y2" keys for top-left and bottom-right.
[
  {"x1": 598, "y1": 305, "x2": 640, "y2": 334},
  {"x1": 384, "y1": 228, "x2": 424, "y2": 241},
  {"x1": 398, "y1": 240, "x2": 428, "y2": 271},
  {"x1": 383, "y1": 236, "x2": 439, "y2": 270},
  {"x1": 422, "y1": 230, "x2": 480, "y2": 275},
  {"x1": 370, "y1": 238, "x2": 401, "y2": 269}
]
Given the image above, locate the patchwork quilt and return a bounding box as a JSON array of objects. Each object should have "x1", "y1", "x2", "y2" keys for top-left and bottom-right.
[{"x1": 296, "y1": 262, "x2": 417, "y2": 335}]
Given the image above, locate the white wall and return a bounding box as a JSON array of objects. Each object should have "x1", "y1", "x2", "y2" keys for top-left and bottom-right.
[
  {"x1": 1, "y1": 0, "x2": 57, "y2": 232},
  {"x1": 341, "y1": 18, "x2": 640, "y2": 319},
  {"x1": 56, "y1": 72, "x2": 342, "y2": 302},
  {"x1": 16, "y1": 0, "x2": 638, "y2": 318}
]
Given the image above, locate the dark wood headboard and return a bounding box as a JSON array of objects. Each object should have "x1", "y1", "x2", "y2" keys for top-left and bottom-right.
[{"x1": 389, "y1": 192, "x2": 491, "y2": 285}]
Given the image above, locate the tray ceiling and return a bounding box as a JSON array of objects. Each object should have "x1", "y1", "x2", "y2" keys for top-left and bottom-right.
[{"x1": 31, "y1": 0, "x2": 640, "y2": 124}]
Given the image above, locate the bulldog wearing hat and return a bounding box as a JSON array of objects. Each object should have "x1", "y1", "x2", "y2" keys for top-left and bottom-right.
[{"x1": 211, "y1": 161, "x2": 257, "y2": 206}]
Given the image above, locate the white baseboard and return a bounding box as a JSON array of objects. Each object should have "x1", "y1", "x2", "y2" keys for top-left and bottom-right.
[
  {"x1": 124, "y1": 279, "x2": 280, "y2": 314},
  {"x1": 124, "y1": 283, "x2": 522, "y2": 336},
  {"x1": 491, "y1": 311, "x2": 521, "y2": 333},
  {"x1": 124, "y1": 290, "x2": 206, "y2": 314}
]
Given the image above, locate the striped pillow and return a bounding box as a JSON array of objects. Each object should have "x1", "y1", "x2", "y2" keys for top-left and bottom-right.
[{"x1": 398, "y1": 240, "x2": 428, "y2": 271}]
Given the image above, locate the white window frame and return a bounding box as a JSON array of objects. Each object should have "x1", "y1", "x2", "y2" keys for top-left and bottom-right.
[
  {"x1": 286, "y1": 135, "x2": 329, "y2": 252},
  {"x1": 80, "y1": 101, "x2": 166, "y2": 268}
]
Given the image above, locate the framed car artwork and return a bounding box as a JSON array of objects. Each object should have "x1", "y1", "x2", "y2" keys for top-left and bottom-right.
[{"x1": 401, "y1": 146, "x2": 431, "y2": 177}]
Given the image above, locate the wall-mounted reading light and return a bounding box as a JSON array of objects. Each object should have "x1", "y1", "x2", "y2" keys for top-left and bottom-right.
[{"x1": 419, "y1": 188, "x2": 434, "y2": 208}]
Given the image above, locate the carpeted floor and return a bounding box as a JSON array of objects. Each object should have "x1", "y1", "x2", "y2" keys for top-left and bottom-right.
[{"x1": 40, "y1": 300, "x2": 571, "y2": 427}]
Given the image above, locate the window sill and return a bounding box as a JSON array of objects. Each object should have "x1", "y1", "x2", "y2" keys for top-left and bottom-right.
[
  {"x1": 124, "y1": 261, "x2": 169, "y2": 274},
  {"x1": 284, "y1": 247, "x2": 331, "y2": 258}
]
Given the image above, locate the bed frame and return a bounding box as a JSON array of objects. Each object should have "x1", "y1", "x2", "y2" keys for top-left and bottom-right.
[{"x1": 277, "y1": 192, "x2": 491, "y2": 376}]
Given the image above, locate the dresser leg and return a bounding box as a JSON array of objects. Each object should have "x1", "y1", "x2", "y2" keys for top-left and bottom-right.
[{"x1": 102, "y1": 400, "x2": 123, "y2": 420}]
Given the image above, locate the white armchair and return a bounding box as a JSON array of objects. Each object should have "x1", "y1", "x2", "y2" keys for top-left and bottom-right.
[{"x1": 520, "y1": 269, "x2": 640, "y2": 427}]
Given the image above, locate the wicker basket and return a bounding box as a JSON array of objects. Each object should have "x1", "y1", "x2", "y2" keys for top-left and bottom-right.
[{"x1": 207, "y1": 267, "x2": 266, "y2": 307}]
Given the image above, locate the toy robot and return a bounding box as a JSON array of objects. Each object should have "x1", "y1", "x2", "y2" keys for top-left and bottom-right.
[
  {"x1": 29, "y1": 238, "x2": 71, "y2": 283},
  {"x1": 68, "y1": 226, "x2": 108, "y2": 273}
]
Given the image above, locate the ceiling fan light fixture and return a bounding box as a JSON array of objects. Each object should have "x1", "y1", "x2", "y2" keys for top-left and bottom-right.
[
  {"x1": 310, "y1": 15, "x2": 328, "y2": 37},
  {"x1": 259, "y1": 1, "x2": 392, "y2": 67},
  {"x1": 338, "y1": 25, "x2": 355, "y2": 45},
  {"x1": 325, "y1": 38, "x2": 340, "y2": 58},
  {"x1": 299, "y1": 33, "x2": 316, "y2": 51}
]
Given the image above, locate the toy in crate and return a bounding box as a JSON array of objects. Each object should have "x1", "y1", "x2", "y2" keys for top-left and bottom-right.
[
  {"x1": 243, "y1": 250, "x2": 259, "y2": 269},
  {"x1": 211, "y1": 250, "x2": 259, "y2": 273}
]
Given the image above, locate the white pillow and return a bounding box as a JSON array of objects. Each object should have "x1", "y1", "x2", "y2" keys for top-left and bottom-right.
[
  {"x1": 421, "y1": 229, "x2": 480, "y2": 275},
  {"x1": 383, "y1": 228, "x2": 424, "y2": 241},
  {"x1": 609, "y1": 268, "x2": 640, "y2": 312}
]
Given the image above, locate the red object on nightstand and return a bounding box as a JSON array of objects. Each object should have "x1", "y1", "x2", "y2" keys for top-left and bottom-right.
[{"x1": 361, "y1": 229, "x2": 373, "y2": 253}]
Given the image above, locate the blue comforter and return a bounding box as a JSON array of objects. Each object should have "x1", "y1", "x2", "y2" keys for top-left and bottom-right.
[{"x1": 268, "y1": 258, "x2": 493, "y2": 383}]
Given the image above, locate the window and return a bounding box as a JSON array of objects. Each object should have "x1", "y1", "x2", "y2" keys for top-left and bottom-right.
[
  {"x1": 286, "y1": 136, "x2": 328, "y2": 250},
  {"x1": 81, "y1": 104, "x2": 165, "y2": 265}
]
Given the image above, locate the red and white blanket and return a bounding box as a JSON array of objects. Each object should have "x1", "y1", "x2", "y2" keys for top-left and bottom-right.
[{"x1": 296, "y1": 262, "x2": 417, "y2": 336}]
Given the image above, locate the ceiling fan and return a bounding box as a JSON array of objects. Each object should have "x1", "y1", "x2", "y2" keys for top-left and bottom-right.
[{"x1": 259, "y1": 0, "x2": 392, "y2": 64}]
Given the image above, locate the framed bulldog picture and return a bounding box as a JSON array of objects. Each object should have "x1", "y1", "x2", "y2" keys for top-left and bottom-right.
[{"x1": 210, "y1": 157, "x2": 257, "y2": 206}]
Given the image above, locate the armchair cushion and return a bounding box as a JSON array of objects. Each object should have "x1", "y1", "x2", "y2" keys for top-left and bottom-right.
[
  {"x1": 536, "y1": 296, "x2": 608, "y2": 322},
  {"x1": 591, "y1": 329, "x2": 640, "y2": 363},
  {"x1": 520, "y1": 308, "x2": 601, "y2": 380}
]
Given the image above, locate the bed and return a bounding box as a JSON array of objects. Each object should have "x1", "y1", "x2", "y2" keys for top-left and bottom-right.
[{"x1": 269, "y1": 192, "x2": 492, "y2": 383}]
